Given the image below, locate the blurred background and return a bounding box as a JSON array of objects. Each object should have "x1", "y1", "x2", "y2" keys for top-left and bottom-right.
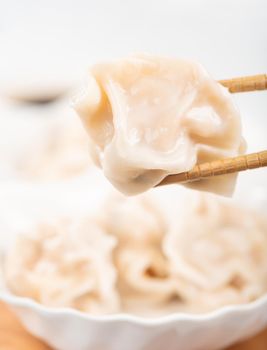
[
  {"x1": 0, "y1": 0, "x2": 266, "y2": 239},
  {"x1": 1, "y1": 0, "x2": 267, "y2": 87}
]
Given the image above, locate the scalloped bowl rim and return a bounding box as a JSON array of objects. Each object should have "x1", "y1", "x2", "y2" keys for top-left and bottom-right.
[{"x1": 2, "y1": 290, "x2": 267, "y2": 326}]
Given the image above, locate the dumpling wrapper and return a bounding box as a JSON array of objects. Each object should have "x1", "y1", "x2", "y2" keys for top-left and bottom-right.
[
  {"x1": 4, "y1": 218, "x2": 119, "y2": 315},
  {"x1": 101, "y1": 195, "x2": 175, "y2": 311},
  {"x1": 74, "y1": 54, "x2": 245, "y2": 195},
  {"x1": 101, "y1": 194, "x2": 166, "y2": 247},
  {"x1": 163, "y1": 193, "x2": 267, "y2": 311},
  {"x1": 115, "y1": 247, "x2": 175, "y2": 314}
]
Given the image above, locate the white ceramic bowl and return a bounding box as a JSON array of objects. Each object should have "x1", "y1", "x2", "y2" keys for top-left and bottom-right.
[
  {"x1": 1, "y1": 180, "x2": 267, "y2": 350},
  {"x1": 1, "y1": 291, "x2": 267, "y2": 350}
]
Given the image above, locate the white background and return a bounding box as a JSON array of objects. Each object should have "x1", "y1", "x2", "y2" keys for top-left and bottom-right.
[{"x1": 0, "y1": 0, "x2": 266, "y2": 86}]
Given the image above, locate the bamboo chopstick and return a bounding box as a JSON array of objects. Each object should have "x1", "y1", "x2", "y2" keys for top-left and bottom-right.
[
  {"x1": 157, "y1": 151, "x2": 267, "y2": 186},
  {"x1": 219, "y1": 74, "x2": 267, "y2": 93}
]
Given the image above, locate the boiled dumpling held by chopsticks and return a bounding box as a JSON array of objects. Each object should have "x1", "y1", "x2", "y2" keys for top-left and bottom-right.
[{"x1": 74, "y1": 54, "x2": 244, "y2": 195}]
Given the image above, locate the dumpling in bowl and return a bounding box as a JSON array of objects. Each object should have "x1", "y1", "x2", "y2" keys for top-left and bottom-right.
[
  {"x1": 164, "y1": 193, "x2": 267, "y2": 312},
  {"x1": 4, "y1": 218, "x2": 119, "y2": 314},
  {"x1": 102, "y1": 195, "x2": 175, "y2": 314},
  {"x1": 102, "y1": 194, "x2": 165, "y2": 247},
  {"x1": 74, "y1": 53, "x2": 244, "y2": 195}
]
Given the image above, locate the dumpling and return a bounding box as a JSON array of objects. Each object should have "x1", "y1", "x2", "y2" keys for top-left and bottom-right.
[
  {"x1": 102, "y1": 194, "x2": 166, "y2": 247},
  {"x1": 101, "y1": 195, "x2": 175, "y2": 313},
  {"x1": 163, "y1": 193, "x2": 267, "y2": 311},
  {"x1": 74, "y1": 53, "x2": 244, "y2": 195},
  {"x1": 115, "y1": 247, "x2": 175, "y2": 315},
  {"x1": 4, "y1": 218, "x2": 119, "y2": 314}
]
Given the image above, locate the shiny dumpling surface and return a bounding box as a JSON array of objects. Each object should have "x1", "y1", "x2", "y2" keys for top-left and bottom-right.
[{"x1": 74, "y1": 54, "x2": 244, "y2": 195}]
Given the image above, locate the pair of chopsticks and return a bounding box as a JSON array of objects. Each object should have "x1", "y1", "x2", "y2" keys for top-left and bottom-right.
[{"x1": 159, "y1": 74, "x2": 267, "y2": 186}]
